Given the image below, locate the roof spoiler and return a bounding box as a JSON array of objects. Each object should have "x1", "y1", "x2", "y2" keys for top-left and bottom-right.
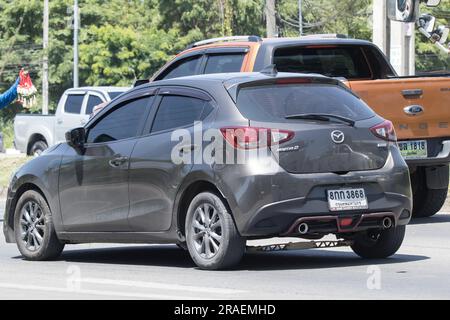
[{"x1": 133, "y1": 79, "x2": 150, "y2": 87}]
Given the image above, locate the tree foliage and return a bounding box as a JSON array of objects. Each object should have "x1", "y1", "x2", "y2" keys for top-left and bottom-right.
[{"x1": 0, "y1": 0, "x2": 448, "y2": 117}]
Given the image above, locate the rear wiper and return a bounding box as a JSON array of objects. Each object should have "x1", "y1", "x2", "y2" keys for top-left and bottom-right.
[{"x1": 285, "y1": 113, "x2": 355, "y2": 127}]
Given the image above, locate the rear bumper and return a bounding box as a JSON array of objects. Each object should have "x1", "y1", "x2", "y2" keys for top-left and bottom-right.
[
  {"x1": 405, "y1": 140, "x2": 450, "y2": 166},
  {"x1": 217, "y1": 146, "x2": 412, "y2": 237}
]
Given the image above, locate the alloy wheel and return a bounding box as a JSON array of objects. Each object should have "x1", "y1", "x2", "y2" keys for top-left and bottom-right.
[
  {"x1": 19, "y1": 201, "x2": 45, "y2": 252},
  {"x1": 191, "y1": 203, "x2": 223, "y2": 259}
]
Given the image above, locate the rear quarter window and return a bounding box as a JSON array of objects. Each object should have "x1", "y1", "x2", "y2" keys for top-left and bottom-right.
[{"x1": 236, "y1": 84, "x2": 375, "y2": 122}]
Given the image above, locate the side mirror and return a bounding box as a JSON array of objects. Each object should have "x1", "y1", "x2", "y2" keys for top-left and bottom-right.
[
  {"x1": 65, "y1": 127, "x2": 86, "y2": 150},
  {"x1": 418, "y1": 14, "x2": 436, "y2": 33},
  {"x1": 387, "y1": 0, "x2": 420, "y2": 22}
]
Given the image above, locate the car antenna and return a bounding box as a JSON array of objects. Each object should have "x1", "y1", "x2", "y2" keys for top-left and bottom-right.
[{"x1": 260, "y1": 64, "x2": 278, "y2": 77}]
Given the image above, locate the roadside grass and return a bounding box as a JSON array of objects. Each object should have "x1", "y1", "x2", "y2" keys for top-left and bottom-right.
[
  {"x1": 0, "y1": 156, "x2": 30, "y2": 198},
  {"x1": 0, "y1": 119, "x2": 14, "y2": 150}
]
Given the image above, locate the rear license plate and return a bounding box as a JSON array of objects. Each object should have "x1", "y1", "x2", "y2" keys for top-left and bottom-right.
[
  {"x1": 398, "y1": 140, "x2": 428, "y2": 159},
  {"x1": 327, "y1": 188, "x2": 368, "y2": 212}
]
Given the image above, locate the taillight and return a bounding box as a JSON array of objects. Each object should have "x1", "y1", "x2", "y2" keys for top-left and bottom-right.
[
  {"x1": 220, "y1": 127, "x2": 294, "y2": 150},
  {"x1": 370, "y1": 120, "x2": 397, "y2": 142}
]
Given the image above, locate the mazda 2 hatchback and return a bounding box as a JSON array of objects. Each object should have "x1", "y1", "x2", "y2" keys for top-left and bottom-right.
[{"x1": 3, "y1": 72, "x2": 412, "y2": 270}]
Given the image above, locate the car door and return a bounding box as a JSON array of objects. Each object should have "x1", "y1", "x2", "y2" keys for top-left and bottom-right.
[
  {"x1": 59, "y1": 90, "x2": 156, "y2": 232},
  {"x1": 55, "y1": 92, "x2": 87, "y2": 143},
  {"x1": 128, "y1": 87, "x2": 215, "y2": 232}
]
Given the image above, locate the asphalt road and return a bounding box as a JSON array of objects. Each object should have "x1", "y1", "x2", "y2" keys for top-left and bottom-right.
[{"x1": 1, "y1": 202, "x2": 450, "y2": 300}]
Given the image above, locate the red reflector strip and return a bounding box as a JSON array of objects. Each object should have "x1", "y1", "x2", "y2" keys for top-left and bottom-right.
[
  {"x1": 339, "y1": 218, "x2": 353, "y2": 227},
  {"x1": 276, "y1": 78, "x2": 312, "y2": 85}
]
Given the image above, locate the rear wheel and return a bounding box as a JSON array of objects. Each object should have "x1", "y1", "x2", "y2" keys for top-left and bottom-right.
[
  {"x1": 185, "y1": 192, "x2": 246, "y2": 270},
  {"x1": 29, "y1": 140, "x2": 48, "y2": 156},
  {"x1": 351, "y1": 226, "x2": 406, "y2": 259},
  {"x1": 14, "y1": 190, "x2": 65, "y2": 261},
  {"x1": 411, "y1": 166, "x2": 448, "y2": 218}
]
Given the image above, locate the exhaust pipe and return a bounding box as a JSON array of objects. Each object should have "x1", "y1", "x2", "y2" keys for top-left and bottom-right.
[
  {"x1": 382, "y1": 217, "x2": 393, "y2": 229},
  {"x1": 298, "y1": 223, "x2": 309, "y2": 235}
]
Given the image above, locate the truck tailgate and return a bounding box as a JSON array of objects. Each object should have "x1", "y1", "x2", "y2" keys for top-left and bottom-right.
[{"x1": 349, "y1": 77, "x2": 450, "y2": 140}]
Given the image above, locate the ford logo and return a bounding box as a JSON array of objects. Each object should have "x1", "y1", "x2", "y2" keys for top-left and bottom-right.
[{"x1": 404, "y1": 105, "x2": 424, "y2": 116}]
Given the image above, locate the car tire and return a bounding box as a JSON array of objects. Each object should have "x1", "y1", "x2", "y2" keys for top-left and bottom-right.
[
  {"x1": 185, "y1": 192, "x2": 246, "y2": 270},
  {"x1": 30, "y1": 140, "x2": 48, "y2": 156},
  {"x1": 14, "y1": 190, "x2": 65, "y2": 261},
  {"x1": 351, "y1": 225, "x2": 406, "y2": 259},
  {"x1": 412, "y1": 166, "x2": 448, "y2": 218}
]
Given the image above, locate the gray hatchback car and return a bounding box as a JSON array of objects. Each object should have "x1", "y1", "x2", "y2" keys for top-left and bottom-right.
[{"x1": 3, "y1": 72, "x2": 412, "y2": 270}]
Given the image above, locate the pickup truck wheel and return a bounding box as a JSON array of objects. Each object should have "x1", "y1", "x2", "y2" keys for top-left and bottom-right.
[
  {"x1": 185, "y1": 192, "x2": 246, "y2": 270},
  {"x1": 30, "y1": 140, "x2": 48, "y2": 156},
  {"x1": 412, "y1": 166, "x2": 448, "y2": 218},
  {"x1": 351, "y1": 226, "x2": 406, "y2": 259},
  {"x1": 14, "y1": 190, "x2": 65, "y2": 261}
]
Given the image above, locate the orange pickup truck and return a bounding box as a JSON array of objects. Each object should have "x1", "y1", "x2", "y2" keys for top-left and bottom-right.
[{"x1": 150, "y1": 35, "x2": 450, "y2": 218}]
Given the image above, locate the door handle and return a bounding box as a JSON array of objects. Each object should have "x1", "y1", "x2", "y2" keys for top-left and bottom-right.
[
  {"x1": 402, "y1": 89, "x2": 423, "y2": 98},
  {"x1": 80, "y1": 119, "x2": 87, "y2": 125},
  {"x1": 109, "y1": 156, "x2": 129, "y2": 167},
  {"x1": 57, "y1": 118, "x2": 63, "y2": 124}
]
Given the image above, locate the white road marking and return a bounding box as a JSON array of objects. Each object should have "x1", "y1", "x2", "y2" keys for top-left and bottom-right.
[
  {"x1": 81, "y1": 277, "x2": 245, "y2": 295},
  {"x1": 0, "y1": 282, "x2": 210, "y2": 300}
]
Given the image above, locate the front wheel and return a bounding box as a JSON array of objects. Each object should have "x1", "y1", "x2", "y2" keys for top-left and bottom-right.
[
  {"x1": 185, "y1": 192, "x2": 246, "y2": 270},
  {"x1": 351, "y1": 226, "x2": 406, "y2": 259},
  {"x1": 14, "y1": 190, "x2": 65, "y2": 261}
]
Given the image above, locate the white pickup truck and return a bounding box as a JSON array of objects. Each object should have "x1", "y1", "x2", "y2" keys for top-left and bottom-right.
[{"x1": 14, "y1": 86, "x2": 129, "y2": 155}]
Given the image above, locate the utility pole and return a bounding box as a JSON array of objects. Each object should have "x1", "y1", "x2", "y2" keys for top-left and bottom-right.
[
  {"x1": 265, "y1": 0, "x2": 277, "y2": 38},
  {"x1": 373, "y1": 0, "x2": 390, "y2": 59},
  {"x1": 73, "y1": 0, "x2": 79, "y2": 88},
  {"x1": 42, "y1": 0, "x2": 49, "y2": 115},
  {"x1": 298, "y1": 0, "x2": 303, "y2": 36}
]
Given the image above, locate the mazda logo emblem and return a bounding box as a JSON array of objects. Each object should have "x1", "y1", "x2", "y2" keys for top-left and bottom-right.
[{"x1": 331, "y1": 130, "x2": 345, "y2": 144}]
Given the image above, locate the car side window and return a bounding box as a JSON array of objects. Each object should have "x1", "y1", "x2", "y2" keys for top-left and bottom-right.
[
  {"x1": 64, "y1": 94, "x2": 85, "y2": 114},
  {"x1": 157, "y1": 55, "x2": 202, "y2": 80},
  {"x1": 85, "y1": 95, "x2": 104, "y2": 115},
  {"x1": 151, "y1": 95, "x2": 213, "y2": 133},
  {"x1": 204, "y1": 54, "x2": 245, "y2": 74},
  {"x1": 87, "y1": 96, "x2": 154, "y2": 144}
]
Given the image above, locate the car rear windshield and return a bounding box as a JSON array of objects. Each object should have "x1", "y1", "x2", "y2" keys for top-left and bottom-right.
[
  {"x1": 274, "y1": 46, "x2": 373, "y2": 80},
  {"x1": 236, "y1": 84, "x2": 375, "y2": 122}
]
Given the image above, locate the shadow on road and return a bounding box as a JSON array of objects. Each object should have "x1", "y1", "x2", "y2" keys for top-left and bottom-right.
[
  {"x1": 409, "y1": 213, "x2": 450, "y2": 225},
  {"x1": 14, "y1": 244, "x2": 428, "y2": 271}
]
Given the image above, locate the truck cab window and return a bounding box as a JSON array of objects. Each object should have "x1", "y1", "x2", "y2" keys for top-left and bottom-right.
[
  {"x1": 204, "y1": 54, "x2": 245, "y2": 74},
  {"x1": 86, "y1": 95, "x2": 104, "y2": 115},
  {"x1": 274, "y1": 46, "x2": 373, "y2": 80},
  {"x1": 158, "y1": 56, "x2": 202, "y2": 80},
  {"x1": 64, "y1": 94, "x2": 85, "y2": 114}
]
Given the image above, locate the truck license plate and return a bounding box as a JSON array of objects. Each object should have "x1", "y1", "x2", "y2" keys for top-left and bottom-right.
[
  {"x1": 398, "y1": 140, "x2": 428, "y2": 159},
  {"x1": 327, "y1": 188, "x2": 368, "y2": 212}
]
